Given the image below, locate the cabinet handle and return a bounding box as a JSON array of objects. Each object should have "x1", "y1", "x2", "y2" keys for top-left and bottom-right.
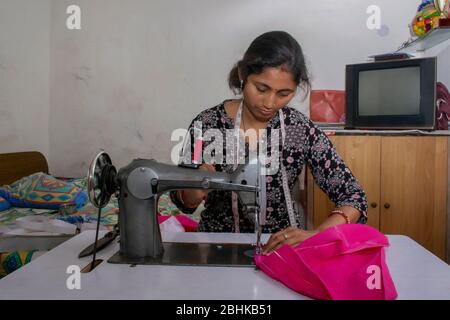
[
  {"x1": 370, "y1": 202, "x2": 377, "y2": 208},
  {"x1": 384, "y1": 203, "x2": 390, "y2": 209}
]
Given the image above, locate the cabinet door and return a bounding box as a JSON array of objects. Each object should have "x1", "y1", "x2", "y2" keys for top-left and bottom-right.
[
  {"x1": 380, "y1": 137, "x2": 447, "y2": 259},
  {"x1": 311, "y1": 135, "x2": 381, "y2": 229}
]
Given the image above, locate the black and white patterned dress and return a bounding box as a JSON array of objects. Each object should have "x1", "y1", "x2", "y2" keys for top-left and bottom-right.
[{"x1": 170, "y1": 100, "x2": 368, "y2": 233}]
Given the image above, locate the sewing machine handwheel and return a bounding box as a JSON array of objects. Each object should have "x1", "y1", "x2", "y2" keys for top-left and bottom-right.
[{"x1": 87, "y1": 151, "x2": 117, "y2": 209}]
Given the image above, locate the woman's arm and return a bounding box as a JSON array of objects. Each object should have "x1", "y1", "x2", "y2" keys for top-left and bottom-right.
[
  {"x1": 170, "y1": 117, "x2": 206, "y2": 213},
  {"x1": 262, "y1": 206, "x2": 361, "y2": 255},
  {"x1": 170, "y1": 111, "x2": 218, "y2": 213},
  {"x1": 305, "y1": 123, "x2": 368, "y2": 222},
  {"x1": 316, "y1": 205, "x2": 361, "y2": 230},
  {"x1": 175, "y1": 164, "x2": 215, "y2": 208},
  {"x1": 262, "y1": 119, "x2": 367, "y2": 255}
]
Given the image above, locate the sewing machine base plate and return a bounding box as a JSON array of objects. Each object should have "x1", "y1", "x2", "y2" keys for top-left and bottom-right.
[{"x1": 108, "y1": 242, "x2": 256, "y2": 267}]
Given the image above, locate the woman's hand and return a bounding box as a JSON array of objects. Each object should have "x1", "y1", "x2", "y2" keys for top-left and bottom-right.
[
  {"x1": 261, "y1": 227, "x2": 319, "y2": 255},
  {"x1": 178, "y1": 164, "x2": 216, "y2": 208}
]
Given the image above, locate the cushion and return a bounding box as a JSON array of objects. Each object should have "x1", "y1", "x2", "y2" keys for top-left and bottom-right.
[
  {"x1": 0, "y1": 196, "x2": 11, "y2": 212},
  {"x1": 0, "y1": 250, "x2": 37, "y2": 278},
  {"x1": 0, "y1": 173, "x2": 87, "y2": 210}
]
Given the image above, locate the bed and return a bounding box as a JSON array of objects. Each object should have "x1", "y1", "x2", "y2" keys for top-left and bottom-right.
[{"x1": 0, "y1": 151, "x2": 185, "y2": 277}]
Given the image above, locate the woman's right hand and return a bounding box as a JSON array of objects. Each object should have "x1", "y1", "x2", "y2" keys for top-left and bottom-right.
[{"x1": 178, "y1": 164, "x2": 216, "y2": 208}]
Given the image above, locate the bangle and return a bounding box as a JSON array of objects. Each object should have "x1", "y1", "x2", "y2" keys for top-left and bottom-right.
[{"x1": 328, "y1": 210, "x2": 350, "y2": 224}]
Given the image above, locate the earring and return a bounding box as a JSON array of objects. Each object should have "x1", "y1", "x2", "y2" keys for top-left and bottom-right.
[{"x1": 240, "y1": 80, "x2": 244, "y2": 91}]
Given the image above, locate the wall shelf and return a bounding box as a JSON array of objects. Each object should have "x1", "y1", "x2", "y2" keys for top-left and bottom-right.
[{"x1": 397, "y1": 26, "x2": 450, "y2": 53}]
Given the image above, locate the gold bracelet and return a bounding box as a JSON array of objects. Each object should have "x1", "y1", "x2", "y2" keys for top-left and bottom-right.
[{"x1": 328, "y1": 210, "x2": 350, "y2": 224}]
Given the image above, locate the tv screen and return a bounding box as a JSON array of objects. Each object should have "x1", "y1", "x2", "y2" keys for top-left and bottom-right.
[
  {"x1": 358, "y1": 67, "x2": 421, "y2": 116},
  {"x1": 345, "y1": 57, "x2": 436, "y2": 130}
]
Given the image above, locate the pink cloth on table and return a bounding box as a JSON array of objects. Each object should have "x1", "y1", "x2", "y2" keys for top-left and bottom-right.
[
  {"x1": 255, "y1": 224, "x2": 397, "y2": 300},
  {"x1": 157, "y1": 214, "x2": 198, "y2": 232}
]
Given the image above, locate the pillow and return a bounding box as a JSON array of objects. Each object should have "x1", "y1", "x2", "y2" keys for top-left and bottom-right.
[
  {"x1": 0, "y1": 173, "x2": 87, "y2": 210},
  {"x1": 0, "y1": 250, "x2": 37, "y2": 278},
  {"x1": 0, "y1": 196, "x2": 11, "y2": 212}
]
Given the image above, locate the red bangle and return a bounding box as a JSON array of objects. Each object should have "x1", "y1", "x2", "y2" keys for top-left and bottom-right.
[{"x1": 329, "y1": 210, "x2": 350, "y2": 224}]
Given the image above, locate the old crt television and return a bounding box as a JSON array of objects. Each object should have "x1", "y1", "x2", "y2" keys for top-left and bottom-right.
[{"x1": 345, "y1": 57, "x2": 436, "y2": 130}]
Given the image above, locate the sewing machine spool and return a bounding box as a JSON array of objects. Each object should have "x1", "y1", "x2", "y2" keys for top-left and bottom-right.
[
  {"x1": 85, "y1": 151, "x2": 118, "y2": 272},
  {"x1": 87, "y1": 151, "x2": 118, "y2": 209}
]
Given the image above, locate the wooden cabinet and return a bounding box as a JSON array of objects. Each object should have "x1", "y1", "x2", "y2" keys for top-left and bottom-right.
[{"x1": 307, "y1": 135, "x2": 448, "y2": 261}]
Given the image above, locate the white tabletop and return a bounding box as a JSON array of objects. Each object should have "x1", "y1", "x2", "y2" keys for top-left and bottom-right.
[{"x1": 0, "y1": 231, "x2": 449, "y2": 300}]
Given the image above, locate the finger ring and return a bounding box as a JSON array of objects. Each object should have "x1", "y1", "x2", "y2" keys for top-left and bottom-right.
[{"x1": 283, "y1": 233, "x2": 288, "y2": 240}]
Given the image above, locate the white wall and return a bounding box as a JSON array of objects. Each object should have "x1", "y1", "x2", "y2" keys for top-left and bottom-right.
[
  {"x1": 436, "y1": 45, "x2": 450, "y2": 88},
  {"x1": 1, "y1": 0, "x2": 436, "y2": 177},
  {"x1": 0, "y1": 0, "x2": 50, "y2": 160},
  {"x1": 49, "y1": 0, "x2": 422, "y2": 177}
]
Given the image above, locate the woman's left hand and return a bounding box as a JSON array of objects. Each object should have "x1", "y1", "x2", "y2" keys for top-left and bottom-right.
[{"x1": 261, "y1": 227, "x2": 320, "y2": 255}]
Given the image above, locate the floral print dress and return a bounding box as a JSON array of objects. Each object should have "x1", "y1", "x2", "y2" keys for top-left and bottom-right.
[{"x1": 170, "y1": 100, "x2": 368, "y2": 233}]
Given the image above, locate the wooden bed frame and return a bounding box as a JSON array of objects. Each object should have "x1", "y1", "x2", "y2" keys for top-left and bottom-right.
[
  {"x1": 0, "y1": 151, "x2": 49, "y2": 186},
  {"x1": 0, "y1": 151, "x2": 73, "y2": 252}
]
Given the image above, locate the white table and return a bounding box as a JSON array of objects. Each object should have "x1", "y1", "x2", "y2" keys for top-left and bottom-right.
[{"x1": 0, "y1": 231, "x2": 449, "y2": 300}]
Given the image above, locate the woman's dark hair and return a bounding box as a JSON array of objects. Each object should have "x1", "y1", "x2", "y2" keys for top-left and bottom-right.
[{"x1": 228, "y1": 31, "x2": 310, "y2": 95}]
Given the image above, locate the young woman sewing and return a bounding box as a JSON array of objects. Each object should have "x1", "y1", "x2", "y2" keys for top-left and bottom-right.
[{"x1": 171, "y1": 31, "x2": 367, "y2": 255}]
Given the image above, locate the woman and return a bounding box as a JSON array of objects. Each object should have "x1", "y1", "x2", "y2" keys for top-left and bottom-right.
[{"x1": 170, "y1": 31, "x2": 368, "y2": 255}]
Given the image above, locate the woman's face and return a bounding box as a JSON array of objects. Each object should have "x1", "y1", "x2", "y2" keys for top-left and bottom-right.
[{"x1": 242, "y1": 66, "x2": 298, "y2": 122}]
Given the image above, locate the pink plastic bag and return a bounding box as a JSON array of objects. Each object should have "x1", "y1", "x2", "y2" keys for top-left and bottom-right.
[
  {"x1": 158, "y1": 214, "x2": 199, "y2": 232},
  {"x1": 173, "y1": 214, "x2": 199, "y2": 232},
  {"x1": 255, "y1": 224, "x2": 397, "y2": 300},
  {"x1": 310, "y1": 90, "x2": 346, "y2": 123}
]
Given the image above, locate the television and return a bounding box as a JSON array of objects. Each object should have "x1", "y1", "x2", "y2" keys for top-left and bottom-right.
[{"x1": 345, "y1": 57, "x2": 436, "y2": 130}]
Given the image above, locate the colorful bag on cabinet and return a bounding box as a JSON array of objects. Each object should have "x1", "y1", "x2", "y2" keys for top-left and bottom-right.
[
  {"x1": 310, "y1": 90, "x2": 345, "y2": 123},
  {"x1": 436, "y1": 82, "x2": 450, "y2": 130}
]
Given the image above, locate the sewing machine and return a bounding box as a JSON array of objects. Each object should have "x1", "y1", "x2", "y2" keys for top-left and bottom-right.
[{"x1": 86, "y1": 151, "x2": 263, "y2": 268}]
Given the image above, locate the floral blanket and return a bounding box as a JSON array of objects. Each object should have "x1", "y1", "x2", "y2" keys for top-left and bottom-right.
[{"x1": 0, "y1": 176, "x2": 189, "y2": 278}]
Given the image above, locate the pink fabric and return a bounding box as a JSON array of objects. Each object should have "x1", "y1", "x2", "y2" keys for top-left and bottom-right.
[
  {"x1": 173, "y1": 215, "x2": 198, "y2": 232},
  {"x1": 310, "y1": 90, "x2": 346, "y2": 123},
  {"x1": 157, "y1": 214, "x2": 198, "y2": 232},
  {"x1": 255, "y1": 224, "x2": 397, "y2": 300},
  {"x1": 193, "y1": 138, "x2": 203, "y2": 164}
]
